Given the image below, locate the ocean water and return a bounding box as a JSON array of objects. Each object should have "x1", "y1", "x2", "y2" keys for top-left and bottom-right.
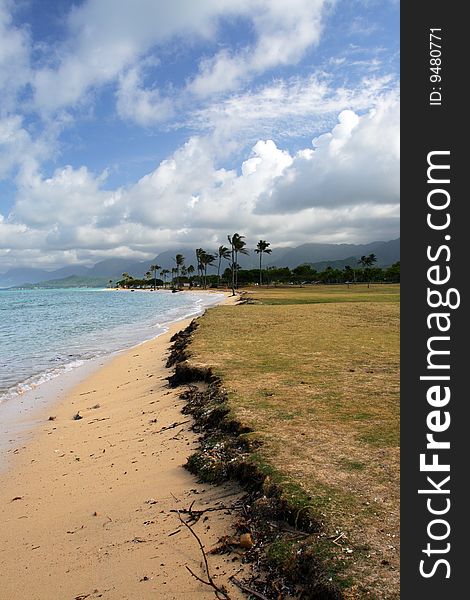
[{"x1": 0, "y1": 288, "x2": 222, "y2": 404}]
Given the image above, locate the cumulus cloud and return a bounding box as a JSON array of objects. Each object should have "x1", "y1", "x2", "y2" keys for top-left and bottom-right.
[
  {"x1": 0, "y1": 0, "x2": 399, "y2": 271},
  {"x1": 122, "y1": 137, "x2": 294, "y2": 235},
  {"x1": 12, "y1": 165, "x2": 115, "y2": 227},
  {"x1": 3, "y1": 94, "x2": 398, "y2": 270},
  {"x1": 255, "y1": 93, "x2": 399, "y2": 213},
  {"x1": 0, "y1": 213, "x2": 44, "y2": 249}
]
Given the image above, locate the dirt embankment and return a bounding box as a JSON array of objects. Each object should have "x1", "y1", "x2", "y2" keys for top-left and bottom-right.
[{"x1": 167, "y1": 320, "x2": 344, "y2": 600}]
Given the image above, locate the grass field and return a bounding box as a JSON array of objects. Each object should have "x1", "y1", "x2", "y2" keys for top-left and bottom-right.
[
  {"x1": 189, "y1": 284, "x2": 400, "y2": 598},
  {"x1": 244, "y1": 283, "x2": 400, "y2": 305}
]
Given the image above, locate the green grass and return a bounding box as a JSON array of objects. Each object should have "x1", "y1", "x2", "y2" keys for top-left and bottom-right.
[
  {"x1": 189, "y1": 285, "x2": 400, "y2": 599},
  {"x1": 245, "y1": 283, "x2": 400, "y2": 305}
]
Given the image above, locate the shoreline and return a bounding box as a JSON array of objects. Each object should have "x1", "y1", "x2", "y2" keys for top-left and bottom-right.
[
  {"x1": 0, "y1": 292, "x2": 245, "y2": 599},
  {"x1": 0, "y1": 289, "x2": 229, "y2": 460}
]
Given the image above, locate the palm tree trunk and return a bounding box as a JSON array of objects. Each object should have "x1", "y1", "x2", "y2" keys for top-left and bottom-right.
[
  {"x1": 217, "y1": 256, "x2": 221, "y2": 285},
  {"x1": 231, "y1": 247, "x2": 235, "y2": 295},
  {"x1": 234, "y1": 250, "x2": 238, "y2": 288},
  {"x1": 259, "y1": 252, "x2": 262, "y2": 285}
]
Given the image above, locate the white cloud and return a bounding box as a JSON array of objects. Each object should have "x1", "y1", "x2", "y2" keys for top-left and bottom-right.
[
  {"x1": 191, "y1": 74, "x2": 396, "y2": 144},
  {"x1": 12, "y1": 165, "x2": 115, "y2": 227},
  {"x1": 116, "y1": 66, "x2": 175, "y2": 126},
  {"x1": 29, "y1": 0, "x2": 330, "y2": 116},
  {"x1": 189, "y1": 0, "x2": 328, "y2": 96},
  {"x1": 0, "y1": 115, "x2": 53, "y2": 181},
  {"x1": 31, "y1": 0, "x2": 201, "y2": 111},
  {"x1": 4, "y1": 94, "x2": 398, "y2": 269},
  {"x1": 0, "y1": 1, "x2": 31, "y2": 114},
  {"x1": 0, "y1": 0, "x2": 399, "y2": 270},
  {"x1": 255, "y1": 93, "x2": 399, "y2": 213},
  {"x1": 29, "y1": 0, "x2": 248, "y2": 113},
  {"x1": 0, "y1": 4, "x2": 67, "y2": 184}
]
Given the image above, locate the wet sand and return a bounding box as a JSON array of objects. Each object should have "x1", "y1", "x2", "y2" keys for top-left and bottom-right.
[{"x1": 0, "y1": 305, "x2": 247, "y2": 599}]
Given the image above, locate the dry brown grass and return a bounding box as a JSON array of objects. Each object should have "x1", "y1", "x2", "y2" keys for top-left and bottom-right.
[
  {"x1": 189, "y1": 286, "x2": 400, "y2": 599},
  {"x1": 244, "y1": 282, "x2": 400, "y2": 305}
]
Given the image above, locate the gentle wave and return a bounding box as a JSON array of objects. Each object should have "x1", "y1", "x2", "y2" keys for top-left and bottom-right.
[
  {"x1": 1, "y1": 358, "x2": 88, "y2": 402},
  {"x1": 0, "y1": 289, "x2": 223, "y2": 404}
]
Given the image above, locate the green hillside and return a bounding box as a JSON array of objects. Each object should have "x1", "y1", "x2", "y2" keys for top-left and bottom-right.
[{"x1": 12, "y1": 275, "x2": 111, "y2": 289}]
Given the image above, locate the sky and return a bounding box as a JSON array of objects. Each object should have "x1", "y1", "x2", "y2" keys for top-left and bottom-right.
[{"x1": 0, "y1": 0, "x2": 399, "y2": 271}]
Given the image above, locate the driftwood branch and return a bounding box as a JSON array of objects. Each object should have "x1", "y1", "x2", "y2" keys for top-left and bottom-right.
[
  {"x1": 169, "y1": 427, "x2": 185, "y2": 440},
  {"x1": 170, "y1": 501, "x2": 231, "y2": 525},
  {"x1": 331, "y1": 532, "x2": 346, "y2": 546},
  {"x1": 154, "y1": 420, "x2": 190, "y2": 434},
  {"x1": 177, "y1": 511, "x2": 231, "y2": 600}
]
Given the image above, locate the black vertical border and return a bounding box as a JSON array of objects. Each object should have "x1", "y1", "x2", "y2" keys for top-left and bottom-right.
[{"x1": 401, "y1": 4, "x2": 467, "y2": 598}]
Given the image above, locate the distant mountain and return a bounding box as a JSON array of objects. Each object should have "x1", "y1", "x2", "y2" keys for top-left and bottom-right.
[
  {"x1": 86, "y1": 258, "x2": 149, "y2": 279},
  {"x1": 0, "y1": 267, "x2": 51, "y2": 287},
  {"x1": 13, "y1": 275, "x2": 111, "y2": 289},
  {"x1": 266, "y1": 238, "x2": 399, "y2": 269},
  {"x1": 0, "y1": 238, "x2": 399, "y2": 288},
  {"x1": 0, "y1": 265, "x2": 90, "y2": 288},
  {"x1": 307, "y1": 257, "x2": 364, "y2": 272}
]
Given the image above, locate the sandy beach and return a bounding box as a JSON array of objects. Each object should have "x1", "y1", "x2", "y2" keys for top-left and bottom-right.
[{"x1": 0, "y1": 301, "x2": 247, "y2": 600}]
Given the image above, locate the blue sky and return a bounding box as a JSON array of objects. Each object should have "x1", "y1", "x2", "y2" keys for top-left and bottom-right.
[{"x1": 0, "y1": 0, "x2": 399, "y2": 271}]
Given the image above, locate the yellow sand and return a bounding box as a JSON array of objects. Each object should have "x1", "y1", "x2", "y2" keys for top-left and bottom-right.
[{"x1": 0, "y1": 300, "x2": 246, "y2": 600}]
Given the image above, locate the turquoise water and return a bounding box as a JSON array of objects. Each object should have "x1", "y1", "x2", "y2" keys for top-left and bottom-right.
[{"x1": 0, "y1": 288, "x2": 221, "y2": 403}]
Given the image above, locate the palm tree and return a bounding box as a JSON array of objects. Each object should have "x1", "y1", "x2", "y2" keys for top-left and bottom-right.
[
  {"x1": 108, "y1": 279, "x2": 114, "y2": 289},
  {"x1": 200, "y1": 251, "x2": 216, "y2": 288},
  {"x1": 195, "y1": 248, "x2": 205, "y2": 287},
  {"x1": 160, "y1": 269, "x2": 170, "y2": 288},
  {"x1": 358, "y1": 253, "x2": 377, "y2": 288},
  {"x1": 121, "y1": 272, "x2": 131, "y2": 288},
  {"x1": 187, "y1": 264, "x2": 195, "y2": 287},
  {"x1": 173, "y1": 254, "x2": 185, "y2": 289},
  {"x1": 216, "y1": 245, "x2": 231, "y2": 286},
  {"x1": 254, "y1": 240, "x2": 272, "y2": 285},
  {"x1": 150, "y1": 263, "x2": 161, "y2": 290},
  {"x1": 228, "y1": 233, "x2": 249, "y2": 295},
  {"x1": 343, "y1": 265, "x2": 355, "y2": 288}
]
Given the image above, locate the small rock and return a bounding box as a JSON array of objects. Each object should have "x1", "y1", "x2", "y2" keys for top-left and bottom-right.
[{"x1": 239, "y1": 533, "x2": 254, "y2": 549}]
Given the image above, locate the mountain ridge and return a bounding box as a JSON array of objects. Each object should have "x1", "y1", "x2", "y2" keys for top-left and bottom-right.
[{"x1": 0, "y1": 238, "x2": 399, "y2": 288}]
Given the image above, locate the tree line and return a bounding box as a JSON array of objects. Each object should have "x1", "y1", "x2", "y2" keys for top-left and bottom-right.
[{"x1": 114, "y1": 238, "x2": 399, "y2": 291}]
